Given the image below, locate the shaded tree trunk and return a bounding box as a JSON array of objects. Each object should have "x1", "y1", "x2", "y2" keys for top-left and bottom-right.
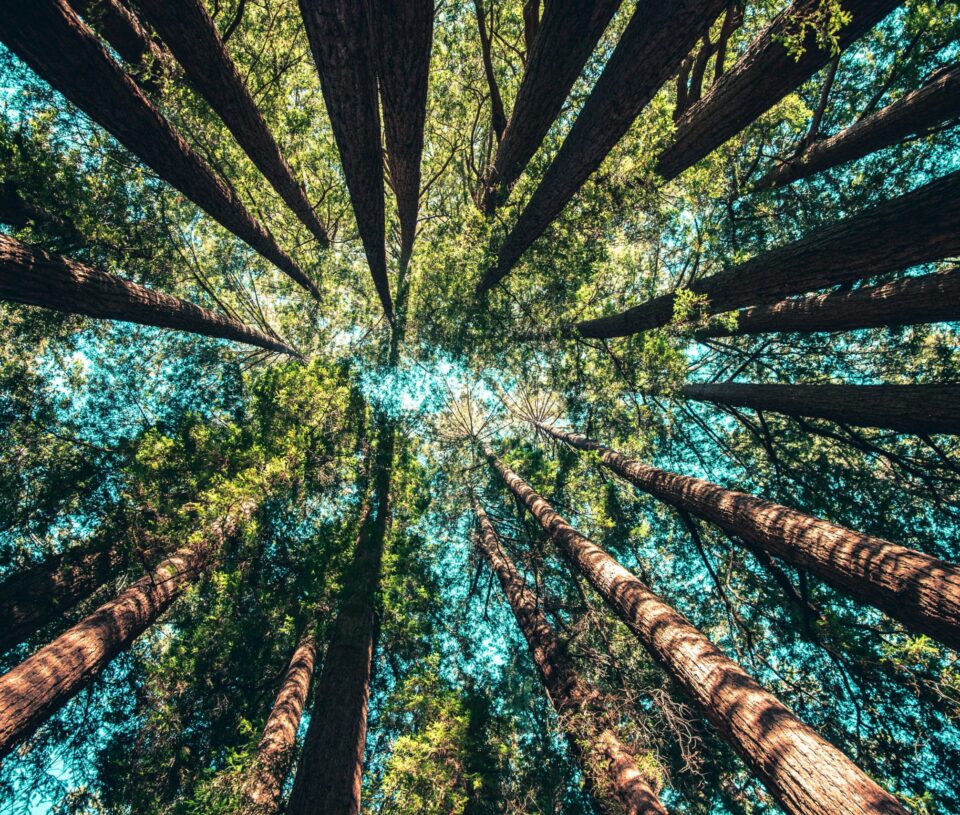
[
  {"x1": 0, "y1": 234, "x2": 299, "y2": 356},
  {"x1": 481, "y1": 0, "x2": 728, "y2": 291},
  {"x1": 576, "y1": 170, "x2": 960, "y2": 338},
  {"x1": 473, "y1": 0, "x2": 507, "y2": 144},
  {"x1": 537, "y1": 422, "x2": 960, "y2": 651},
  {"x1": 0, "y1": 2, "x2": 319, "y2": 299},
  {"x1": 481, "y1": 444, "x2": 907, "y2": 815},
  {"x1": 473, "y1": 501, "x2": 668, "y2": 815},
  {"x1": 67, "y1": 0, "x2": 164, "y2": 84},
  {"x1": 522, "y1": 0, "x2": 540, "y2": 57}
]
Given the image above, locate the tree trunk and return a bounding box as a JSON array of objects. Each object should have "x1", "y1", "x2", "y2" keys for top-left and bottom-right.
[
  {"x1": 537, "y1": 422, "x2": 960, "y2": 651},
  {"x1": 0, "y1": 234, "x2": 299, "y2": 356},
  {"x1": 67, "y1": 0, "x2": 164, "y2": 82},
  {"x1": 0, "y1": 1, "x2": 319, "y2": 299},
  {"x1": 479, "y1": 0, "x2": 623, "y2": 213},
  {"x1": 755, "y1": 63, "x2": 960, "y2": 190},
  {"x1": 240, "y1": 625, "x2": 319, "y2": 815},
  {"x1": 0, "y1": 545, "x2": 209, "y2": 759},
  {"x1": 655, "y1": 0, "x2": 902, "y2": 183},
  {"x1": 473, "y1": 0, "x2": 507, "y2": 144},
  {"x1": 576, "y1": 170, "x2": 960, "y2": 338},
  {"x1": 697, "y1": 267, "x2": 960, "y2": 337},
  {"x1": 480, "y1": 0, "x2": 728, "y2": 291},
  {"x1": 298, "y1": 0, "x2": 392, "y2": 319},
  {"x1": 481, "y1": 444, "x2": 907, "y2": 815},
  {"x1": 473, "y1": 501, "x2": 668, "y2": 815},
  {"x1": 368, "y1": 0, "x2": 434, "y2": 271}
]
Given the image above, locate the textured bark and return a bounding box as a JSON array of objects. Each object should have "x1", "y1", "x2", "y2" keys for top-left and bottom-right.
[
  {"x1": 369, "y1": 0, "x2": 434, "y2": 270},
  {"x1": 481, "y1": 0, "x2": 728, "y2": 291},
  {"x1": 134, "y1": 0, "x2": 330, "y2": 246},
  {"x1": 576, "y1": 170, "x2": 960, "y2": 338},
  {"x1": 0, "y1": 2, "x2": 318, "y2": 298},
  {"x1": 755, "y1": 63, "x2": 960, "y2": 189},
  {"x1": 698, "y1": 267, "x2": 960, "y2": 337},
  {"x1": 482, "y1": 445, "x2": 907, "y2": 815},
  {"x1": 655, "y1": 0, "x2": 902, "y2": 183},
  {"x1": 0, "y1": 545, "x2": 208, "y2": 759},
  {"x1": 0, "y1": 235, "x2": 298, "y2": 356},
  {"x1": 298, "y1": 0, "x2": 392, "y2": 319},
  {"x1": 681, "y1": 382, "x2": 960, "y2": 436},
  {"x1": 474, "y1": 502, "x2": 668, "y2": 815},
  {"x1": 479, "y1": 0, "x2": 623, "y2": 213},
  {"x1": 68, "y1": 0, "x2": 164, "y2": 76},
  {"x1": 538, "y1": 422, "x2": 960, "y2": 651}
]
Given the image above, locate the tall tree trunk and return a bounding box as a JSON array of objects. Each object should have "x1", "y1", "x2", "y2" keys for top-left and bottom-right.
[
  {"x1": 655, "y1": 0, "x2": 902, "y2": 183},
  {"x1": 480, "y1": 0, "x2": 728, "y2": 291},
  {"x1": 298, "y1": 0, "x2": 392, "y2": 320},
  {"x1": 473, "y1": 0, "x2": 508, "y2": 144},
  {"x1": 240, "y1": 625, "x2": 319, "y2": 815},
  {"x1": 0, "y1": 235, "x2": 299, "y2": 356},
  {"x1": 680, "y1": 382, "x2": 960, "y2": 436},
  {"x1": 697, "y1": 267, "x2": 960, "y2": 337},
  {"x1": 134, "y1": 0, "x2": 330, "y2": 246},
  {"x1": 473, "y1": 501, "x2": 668, "y2": 815},
  {"x1": 576, "y1": 170, "x2": 960, "y2": 338},
  {"x1": 0, "y1": 1, "x2": 319, "y2": 299},
  {"x1": 67, "y1": 0, "x2": 164, "y2": 82},
  {"x1": 481, "y1": 444, "x2": 907, "y2": 815},
  {"x1": 536, "y1": 421, "x2": 960, "y2": 651},
  {"x1": 755, "y1": 63, "x2": 960, "y2": 190},
  {"x1": 368, "y1": 0, "x2": 434, "y2": 271},
  {"x1": 479, "y1": 0, "x2": 623, "y2": 213},
  {"x1": 0, "y1": 545, "x2": 209, "y2": 759}
]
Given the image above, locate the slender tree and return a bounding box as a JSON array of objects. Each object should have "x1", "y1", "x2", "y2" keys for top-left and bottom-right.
[
  {"x1": 67, "y1": 0, "x2": 164, "y2": 79},
  {"x1": 0, "y1": 1, "x2": 320, "y2": 299},
  {"x1": 473, "y1": 0, "x2": 507, "y2": 144},
  {"x1": 473, "y1": 500, "x2": 669, "y2": 815},
  {"x1": 0, "y1": 234, "x2": 299, "y2": 356},
  {"x1": 481, "y1": 443, "x2": 908, "y2": 815}
]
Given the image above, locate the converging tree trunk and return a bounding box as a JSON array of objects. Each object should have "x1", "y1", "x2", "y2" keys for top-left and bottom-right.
[
  {"x1": 481, "y1": 444, "x2": 908, "y2": 815},
  {"x1": 473, "y1": 500, "x2": 668, "y2": 815},
  {"x1": 0, "y1": 235, "x2": 299, "y2": 356},
  {"x1": 576, "y1": 170, "x2": 960, "y2": 338},
  {"x1": 536, "y1": 421, "x2": 960, "y2": 651},
  {"x1": 67, "y1": 0, "x2": 164, "y2": 83},
  {"x1": 0, "y1": 1, "x2": 319, "y2": 299}
]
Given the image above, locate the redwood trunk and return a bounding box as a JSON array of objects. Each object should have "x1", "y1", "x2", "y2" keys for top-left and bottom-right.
[
  {"x1": 0, "y1": 235, "x2": 298, "y2": 356},
  {"x1": 482, "y1": 0, "x2": 728, "y2": 290},
  {"x1": 67, "y1": 0, "x2": 164, "y2": 76},
  {"x1": 681, "y1": 382, "x2": 960, "y2": 436},
  {"x1": 538, "y1": 422, "x2": 960, "y2": 651},
  {"x1": 474, "y1": 502, "x2": 668, "y2": 815},
  {"x1": 482, "y1": 445, "x2": 907, "y2": 815},
  {"x1": 576, "y1": 170, "x2": 960, "y2": 338},
  {"x1": 0, "y1": 545, "x2": 208, "y2": 758},
  {"x1": 0, "y1": 1, "x2": 319, "y2": 299}
]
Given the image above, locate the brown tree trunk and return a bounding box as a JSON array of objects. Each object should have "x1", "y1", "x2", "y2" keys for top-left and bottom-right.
[
  {"x1": 240, "y1": 625, "x2": 319, "y2": 815},
  {"x1": 473, "y1": 501, "x2": 668, "y2": 815},
  {"x1": 681, "y1": 382, "x2": 960, "y2": 436},
  {"x1": 522, "y1": 0, "x2": 540, "y2": 57},
  {"x1": 0, "y1": 2, "x2": 318, "y2": 299},
  {"x1": 67, "y1": 0, "x2": 164, "y2": 81},
  {"x1": 0, "y1": 234, "x2": 299, "y2": 356},
  {"x1": 473, "y1": 0, "x2": 508, "y2": 144},
  {"x1": 481, "y1": 444, "x2": 907, "y2": 815},
  {"x1": 298, "y1": 0, "x2": 392, "y2": 319},
  {"x1": 479, "y1": 0, "x2": 623, "y2": 213},
  {"x1": 480, "y1": 0, "x2": 728, "y2": 291},
  {"x1": 576, "y1": 170, "x2": 960, "y2": 338},
  {"x1": 537, "y1": 422, "x2": 960, "y2": 651},
  {"x1": 0, "y1": 545, "x2": 209, "y2": 759},
  {"x1": 697, "y1": 267, "x2": 960, "y2": 337},
  {"x1": 655, "y1": 0, "x2": 901, "y2": 183}
]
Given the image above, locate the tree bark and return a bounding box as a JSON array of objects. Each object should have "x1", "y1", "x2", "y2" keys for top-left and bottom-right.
[
  {"x1": 298, "y1": 0, "x2": 392, "y2": 319},
  {"x1": 655, "y1": 0, "x2": 902, "y2": 184},
  {"x1": 481, "y1": 444, "x2": 907, "y2": 815},
  {"x1": 473, "y1": 0, "x2": 507, "y2": 144},
  {"x1": 0, "y1": 545, "x2": 209, "y2": 759},
  {"x1": 0, "y1": 1, "x2": 319, "y2": 299},
  {"x1": 67, "y1": 0, "x2": 164, "y2": 80},
  {"x1": 473, "y1": 501, "x2": 668, "y2": 815},
  {"x1": 0, "y1": 234, "x2": 299, "y2": 356},
  {"x1": 576, "y1": 170, "x2": 960, "y2": 338},
  {"x1": 697, "y1": 267, "x2": 960, "y2": 337},
  {"x1": 681, "y1": 382, "x2": 960, "y2": 436},
  {"x1": 480, "y1": 0, "x2": 728, "y2": 291},
  {"x1": 537, "y1": 422, "x2": 960, "y2": 651}
]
